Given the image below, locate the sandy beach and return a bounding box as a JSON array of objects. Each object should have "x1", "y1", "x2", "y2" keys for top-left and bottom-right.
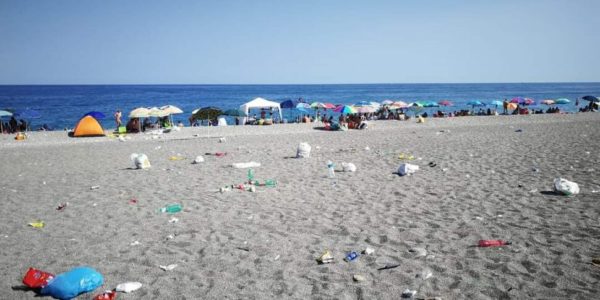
[{"x1": 1, "y1": 113, "x2": 599, "y2": 299}]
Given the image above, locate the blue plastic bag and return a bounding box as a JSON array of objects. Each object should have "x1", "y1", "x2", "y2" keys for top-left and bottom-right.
[{"x1": 40, "y1": 266, "x2": 103, "y2": 300}]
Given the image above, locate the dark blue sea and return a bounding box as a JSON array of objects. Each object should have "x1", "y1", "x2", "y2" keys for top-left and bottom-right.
[{"x1": 1, "y1": 83, "x2": 599, "y2": 130}]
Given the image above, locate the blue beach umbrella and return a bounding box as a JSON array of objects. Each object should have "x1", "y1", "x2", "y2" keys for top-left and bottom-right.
[
  {"x1": 489, "y1": 100, "x2": 504, "y2": 107},
  {"x1": 555, "y1": 98, "x2": 570, "y2": 104},
  {"x1": 296, "y1": 103, "x2": 311, "y2": 109},
  {"x1": 582, "y1": 95, "x2": 599, "y2": 102},
  {"x1": 424, "y1": 101, "x2": 439, "y2": 107},
  {"x1": 467, "y1": 100, "x2": 485, "y2": 107},
  {"x1": 280, "y1": 99, "x2": 297, "y2": 109},
  {"x1": 14, "y1": 109, "x2": 41, "y2": 119},
  {"x1": 14, "y1": 109, "x2": 41, "y2": 131},
  {"x1": 83, "y1": 111, "x2": 106, "y2": 119}
]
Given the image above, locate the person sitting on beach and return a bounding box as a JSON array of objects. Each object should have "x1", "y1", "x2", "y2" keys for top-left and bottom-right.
[
  {"x1": 126, "y1": 118, "x2": 140, "y2": 133},
  {"x1": 19, "y1": 119, "x2": 27, "y2": 132},
  {"x1": 9, "y1": 117, "x2": 17, "y2": 133},
  {"x1": 143, "y1": 118, "x2": 153, "y2": 131}
]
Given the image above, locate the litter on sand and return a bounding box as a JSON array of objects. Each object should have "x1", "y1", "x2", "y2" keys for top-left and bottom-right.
[
  {"x1": 398, "y1": 164, "x2": 419, "y2": 176},
  {"x1": 115, "y1": 282, "x2": 142, "y2": 293},
  {"x1": 553, "y1": 178, "x2": 580, "y2": 195},
  {"x1": 232, "y1": 161, "x2": 261, "y2": 168},
  {"x1": 159, "y1": 264, "x2": 178, "y2": 271},
  {"x1": 317, "y1": 250, "x2": 334, "y2": 264}
]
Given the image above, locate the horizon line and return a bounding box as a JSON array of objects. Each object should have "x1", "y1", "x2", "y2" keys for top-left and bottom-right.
[{"x1": 1, "y1": 81, "x2": 600, "y2": 86}]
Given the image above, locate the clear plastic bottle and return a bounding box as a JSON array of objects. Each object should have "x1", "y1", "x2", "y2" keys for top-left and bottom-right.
[{"x1": 327, "y1": 160, "x2": 335, "y2": 178}]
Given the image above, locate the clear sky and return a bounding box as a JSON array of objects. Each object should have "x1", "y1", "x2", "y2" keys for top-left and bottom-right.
[{"x1": 1, "y1": 0, "x2": 599, "y2": 84}]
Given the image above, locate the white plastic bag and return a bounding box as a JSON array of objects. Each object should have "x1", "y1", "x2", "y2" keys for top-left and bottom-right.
[
  {"x1": 341, "y1": 162, "x2": 357, "y2": 172},
  {"x1": 232, "y1": 161, "x2": 261, "y2": 168},
  {"x1": 193, "y1": 156, "x2": 204, "y2": 164},
  {"x1": 398, "y1": 163, "x2": 419, "y2": 176},
  {"x1": 130, "y1": 153, "x2": 151, "y2": 169},
  {"x1": 115, "y1": 282, "x2": 142, "y2": 293},
  {"x1": 553, "y1": 178, "x2": 579, "y2": 195},
  {"x1": 296, "y1": 143, "x2": 311, "y2": 158}
]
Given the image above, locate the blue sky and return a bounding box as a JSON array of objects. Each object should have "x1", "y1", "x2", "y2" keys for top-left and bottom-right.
[{"x1": 1, "y1": 0, "x2": 599, "y2": 84}]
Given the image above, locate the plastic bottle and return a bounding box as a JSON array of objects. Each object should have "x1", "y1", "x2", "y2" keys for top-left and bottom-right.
[
  {"x1": 344, "y1": 251, "x2": 359, "y2": 262},
  {"x1": 159, "y1": 204, "x2": 182, "y2": 213},
  {"x1": 478, "y1": 239, "x2": 511, "y2": 247},
  {"x1": 327, "y1": 160, "x2": 335, "y2": 178},
  {"x1": 247, "y1": 169, "x2": 254, "y2": 183},
  {"x1": 264, "y1": 179, "x2": 277, "y2": 187}
]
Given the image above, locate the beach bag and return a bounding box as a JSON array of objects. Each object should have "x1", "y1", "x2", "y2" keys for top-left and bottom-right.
[
  {"x1": 398, "y1": 163, "x2": 419, "y2": 176},
  {"x1": 40, "y1": 267, "x2": 103, "y2": 300},
  {"x1": 130, "y1": 153, "x2": 151, "y2": 169},
  {"x1": 553, "y1": 178, "x2": 579, "y2": 195},
  {"x1": 296, "y1": 143, "x2": 311, "y2": 158}
]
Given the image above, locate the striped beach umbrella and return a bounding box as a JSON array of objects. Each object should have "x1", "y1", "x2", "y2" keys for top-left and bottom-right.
[{"x1": 334, "y1": 105, "x2": 356, "y2": 114}]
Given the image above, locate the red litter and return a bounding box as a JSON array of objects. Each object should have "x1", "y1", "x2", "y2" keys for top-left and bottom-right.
[
  {"x1": 93, "y1": 290, "x2": 117, "y2": 300},
  {"x1": 22, "y1": 267, "x2": 54, "y2": 289}
]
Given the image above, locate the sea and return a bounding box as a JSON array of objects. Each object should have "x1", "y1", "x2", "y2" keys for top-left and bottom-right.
[{"x1": 1, "y1": 82, "x2": 599, "y2": 130}]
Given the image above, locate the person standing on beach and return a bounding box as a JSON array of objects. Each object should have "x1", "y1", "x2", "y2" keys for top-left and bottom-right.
[
  {"x1": 502, "y1": 99, "x2": 508, "y2": 115},
  {"x1": 114, "y1": 110, "x2": 122, "y2": 128}
]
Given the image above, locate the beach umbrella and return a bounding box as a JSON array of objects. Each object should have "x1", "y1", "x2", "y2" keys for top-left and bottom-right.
[
  {"x1": 334, "y1": 105, "x2": 356, "y2": 114},
  {"x1": 147, "y1": 107, "x2": 169, "y2": 117},
  {"x1": 193, "y1": 106, "x2": 222, "y2": 121},
  {"x1": 541, "y1": 99, "x2": 555, "y2": 105},
  {"x1": 83, "y1": 111, "x2": 106, "y2": 119},
  {"x1": 296, "y1": 103, "x2": 311, "y2": 109},
  {"x1": 369, "y1": 101, "x2": 381, "y2": 108},
  {"x1": 489, "y1": 100, "x2": 503, "y2": 107},
  {"x1": 323, "y1": 103, "x2": 336, "y2": 109},
  {"x1": 510, "y1": 97, "x2": 525, "y2": 104},
  {"x1": 355, "y1": 106, "x2": 377, "y2": 113},
  {"x1": 390, "y1": 101, "x2": 409, "y2": 108},
  {"x1": 14, "y1": 109, "x2": 41, "y2": 119},
  {"x1": 409, "y1": 102, "x2": 424, "y2": 107},
  {"x1": 129, "y1": 107, "x2": 150, "y2": 118},
  {"x1": 467, "y1": 100, "x2": 485, "y2": 107},
  {"x1": 507, "y1": 103, "x2": 518, "y2": 110},
  {"x1": 222, "y1": 109, "x2": 247, "y2": 117},
  {"x1": 439, "y1": 100, "x2": 453, "y2": 106},
  {"x1": 0, "y1": 110, "x2": 12, "y2": 133},
  {"x1": 381, "y1": 100, "x2": 394, "y2": 105},
  {"x1": 280, "y1": 99, "x2": 297, "y2": 109},
  {"x1": 353, "y1": 101, "x2": 372, "y2": 107},
  {"x1": 582, "y1": 95, "x2": 600, "y2": 102},
  {"x1": 523, "y1": 98, "x2": 535, "y2": 105},
  {"x1": 424, "y1": 101, "x2": 439, "y2": 108},
  {"x1": 160, "y1": 105, "x2": 183, "y2": 115},
  {"x1": 14, "y1": 109, "x2": 41, "y2": 131},
  {"x1": 555, "y1": 98, "x2": 570, "y2": 104},
  {"x1": 160, "y1": 105, "x2": 183, "y2": 126},
  {"x1": 310, "y1": 102, "x2": 326, "y2": 109}
]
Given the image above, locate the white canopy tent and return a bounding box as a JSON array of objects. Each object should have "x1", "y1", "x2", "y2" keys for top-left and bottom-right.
[{"x1": 239, "y1": 97, "x2": 283, "y2": 121}]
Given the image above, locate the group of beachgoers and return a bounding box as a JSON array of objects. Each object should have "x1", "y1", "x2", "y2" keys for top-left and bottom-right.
[{"x1": 1, "y1": 116, "x2": 27, "y2": 134}]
